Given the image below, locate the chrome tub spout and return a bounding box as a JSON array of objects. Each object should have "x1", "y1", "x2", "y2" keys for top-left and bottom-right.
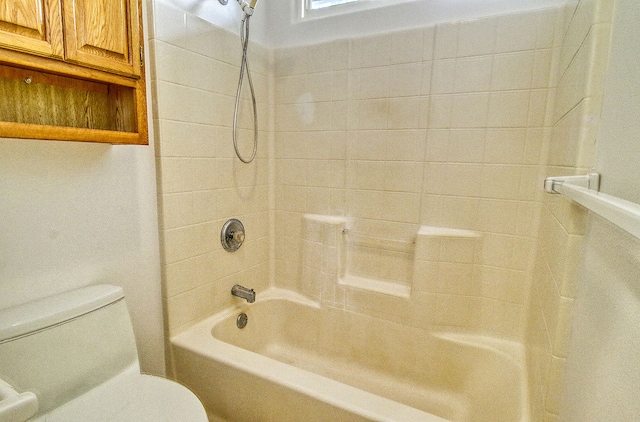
[{"x1": 231, "y1": 284, "x2": 255, "y2": 303}]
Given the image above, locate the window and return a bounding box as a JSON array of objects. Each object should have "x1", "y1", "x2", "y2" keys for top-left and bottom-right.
[
  {"x1": 307, "y1": 0, "x2": 359, "y2": 10},
  {"x1": 300, "y1": 0, "x2": 415, "y2": 21}
]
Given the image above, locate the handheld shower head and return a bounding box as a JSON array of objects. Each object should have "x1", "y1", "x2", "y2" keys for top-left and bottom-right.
[
  {"x1": 237, "y1": 0, "x2": 259, "y2": 15},
  {"x1": 231, "y1": 0, "x2": 259, "y2": 163}
]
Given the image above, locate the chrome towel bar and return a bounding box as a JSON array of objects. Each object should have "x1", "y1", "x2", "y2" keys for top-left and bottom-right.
[{"x1": 545, "y1": 172, "x2": 640, "y2": 240}]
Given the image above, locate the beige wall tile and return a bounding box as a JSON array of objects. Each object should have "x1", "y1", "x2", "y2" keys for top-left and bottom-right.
[
  {"x1": 440, "y1": 237, "x2": 479, "y2": 264},
  {"x1": 388, "y1": 98, "x2": 423, "y2": 129},
  {"x1": 457, "y1": 16, "x2": 497, "y2": 57},
  {"x1": 488, "y1": 91, "x2": 531, "y2": 128},
  {"x1": 429, "y1": 95, "x2": 453, "y2": 128},
  {"x1": 434, "y1": 22, "x2": 459, "y2": 59},
  {"x1": 545, "y1": 356, "x2": 567, "y2": 415},
  {"x1": 440, "y1": 196, "x2": 480, "y2": 230},
  {"x1": 308, "y1": 42, "x2": 334, "y2": 73},
  {"x1": 354, "y1": 161, "x2": 386, "y2": 190},
  {"x1": 163, "y1": 225, "x2": 197, "y2": 264},
  {"x1": 161, "y1": 192, "x2": 194, "y2": 229},
  {"x1": 354, "y1": 67, "x2": 390, "y2": 99},
  {"x1": 442, "y1": 163, "x2": 484, "y2": 197},
  {"x1": 332, "y1": 39, "x2": 350, "y2": 70},
  {"x1": 432, "y1": 59, "x2": 456, "y2": 94},
  {"x1": 164, "y1": 252, "x2": 215, "y2": 298},
  {"x1": 455, "y1": 56, "x2": 493, "y2": 93},
  {"x1": 426, "y1": 129, "x2": 449, "y2": 162},
  {"x1": 478, "y1": 199, "x2": 519, "y2": 234},
  {"x1": 481, "y1": 164, "x2": 523, "y2": 200},
  {"x1": 422, "y1": 27, "x2": 436, "y2": 61},
  {"x1": 533, "y1": 49, "x2": 554, "y2": 89},
  {"x1": 528, "y1": 89, "x2": 549, "y2": 127},
  {"x1": 383, "y1": 162, "x2": 423, "y2": 193},
  {"x1": 484, "y1": 128, "x2": 526, "y2": 164},
  {"x1": 481, "y1": 233, "x2": 515, "y2": 268},
  {"x1": 380, "y1": 192, "x2": 421, "y2": 223},
  {"x1": 152, "y1": 1, "x2": 187, "y2": 47},
  {"x1": 354, "y1": 99, "x2": 389, "y2": 129},
  {"x1": 553, "y1": 297, "x2": 575, "y2": 358},
  {"x1": 448, "y1": 129, "x2": 486, "y2": 163},
  {"x1": 536, "y1": 8, "x2": 559, "y2": 49},
  {"x1": 495, "y1": 12, "x2": 540, "y2": 53},
  {"x1": 390, "y1": 28, "x2": 426, "y2": 64},
  {"x1": 433, "y1": 294, "x2": 472, "y2": 327},
  {"x1": 386, "y1": 130, "x2": 425, "y2": 161},
  {"x1": 350, "y1": 34, "x2": 392, "y2": 68},
  {"x1": 389, "y1": 63, "x2": 425, "y2": 97},
  {"x1": 451, "y1": 93, "x2": 490, "y2": 128},
  {"x1": 492, "y1": 51, "x2": 536, "y2": 91}
]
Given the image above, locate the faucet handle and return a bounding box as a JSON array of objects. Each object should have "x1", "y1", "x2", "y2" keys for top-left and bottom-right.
[
  {"x1": 221, "y1": 219, "x2": 245, "y2": 252},
  {"x1": 232, "y1": 229, "x2": 245, "y2": 244}
]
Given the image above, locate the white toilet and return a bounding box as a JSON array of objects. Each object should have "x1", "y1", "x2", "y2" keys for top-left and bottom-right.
[{"x1": 0, "y1": 284, "x2": 208, "y2": 421}]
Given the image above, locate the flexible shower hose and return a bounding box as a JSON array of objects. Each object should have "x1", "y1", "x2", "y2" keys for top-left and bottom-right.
[{"x1": 233, "y1": 13, "x2": 258, "y2": 163}]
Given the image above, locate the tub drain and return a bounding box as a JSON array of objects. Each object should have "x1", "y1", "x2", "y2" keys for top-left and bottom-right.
[{"x1": 237, "y1": 312, "x2": 248, "y2": 329}]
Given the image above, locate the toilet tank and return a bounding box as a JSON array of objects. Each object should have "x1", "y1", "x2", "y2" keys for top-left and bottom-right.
[{"x1": 0, "y1": 285, "x2": 139, "y2": 416}]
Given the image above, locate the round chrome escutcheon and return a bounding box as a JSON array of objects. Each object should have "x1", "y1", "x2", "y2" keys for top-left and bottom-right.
[{"x1": 221, "y1": 218, "x2": 245, "y2": 252}]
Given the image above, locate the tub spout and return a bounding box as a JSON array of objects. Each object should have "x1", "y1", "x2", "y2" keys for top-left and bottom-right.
[{"x1": 231, "y1": 284, "x2": 255, "y2": 303}]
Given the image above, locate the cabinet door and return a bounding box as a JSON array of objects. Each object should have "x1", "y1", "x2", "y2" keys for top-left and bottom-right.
[
  {"x1": 0, "y1": 0, "x2": 64, "y2": 58},
  {"x1": 62, "y1": 0, "x2": 141, "y2": 78}
]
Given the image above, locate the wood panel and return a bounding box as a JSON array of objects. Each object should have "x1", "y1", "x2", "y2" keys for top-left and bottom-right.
[
  {"x1": 0, "y1": 121, "x2": 143, "y2": 143},
  {"x1": 0, "y1": 46, "x2": 138, "y2": 86},
  {"x1": 62, "y1": 0, "x2": 141, "y2": 78},
  {"x1": 0, "y1": 0, "x2": 63, "y2": 58},
  {"x1": 107, "y1": 84, "x2": 137, "y2": 132}
]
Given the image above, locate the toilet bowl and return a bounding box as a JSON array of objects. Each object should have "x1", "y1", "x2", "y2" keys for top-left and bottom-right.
[{"x1": 0, "y1": 285, "x2": 207, "y2": 422}]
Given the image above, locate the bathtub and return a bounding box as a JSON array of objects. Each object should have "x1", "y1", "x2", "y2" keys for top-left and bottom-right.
[{"x1": 171, "y1": 289, "x2": 529, "y2": 422}]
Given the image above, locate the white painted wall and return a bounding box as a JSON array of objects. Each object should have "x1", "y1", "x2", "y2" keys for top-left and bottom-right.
[
  {"x1": 560, "y1": 216, "x2": 640, "y2": 421},
  {"x1": 593, "y1": 0, "x2": 640, "y2": 204},
  {"x1": 0, "y1": 139, "x2": 165, "y2": 375},
  {"x1": 560, "y1": 0, "x2": 640, "y2": 419}
]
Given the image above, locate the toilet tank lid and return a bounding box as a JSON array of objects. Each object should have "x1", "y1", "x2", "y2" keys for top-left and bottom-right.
[{"x1": 0, "y1": 284, "x2": 124, "y2": 343}]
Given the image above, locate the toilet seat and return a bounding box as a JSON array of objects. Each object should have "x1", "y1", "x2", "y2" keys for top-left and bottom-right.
[{"x1": 32, "y1": 367, "x2": 207, "y2": 421}]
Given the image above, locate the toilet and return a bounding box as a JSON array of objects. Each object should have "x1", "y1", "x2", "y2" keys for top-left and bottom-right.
[{"x1": 0, "y1": 284, "x2": 208, "y2": 421}]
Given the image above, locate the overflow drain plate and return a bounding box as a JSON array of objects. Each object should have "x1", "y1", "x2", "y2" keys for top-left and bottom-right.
[{"x1": 237, "y1": 312, "x2": 248, "y2": 329}]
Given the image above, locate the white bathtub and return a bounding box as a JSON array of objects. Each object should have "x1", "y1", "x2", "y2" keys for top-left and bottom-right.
[{"x1": 171, "y1": 288, "x2": 529, "y2": 422}]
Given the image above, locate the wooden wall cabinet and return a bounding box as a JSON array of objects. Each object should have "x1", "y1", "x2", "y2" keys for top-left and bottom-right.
[
  {"x1": 0, "y1": 0, "x2": 64, "y2": 59},
  {"x1": 0, "y1": 0, "x2": 148, "y2": 145},
  {"x1": 63, "y1": 0, "x2": 142, "y2": 78}
]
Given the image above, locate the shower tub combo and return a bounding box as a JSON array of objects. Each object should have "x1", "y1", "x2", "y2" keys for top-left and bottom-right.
[{"x1": 171, "y1": 288, "x2": 529, "y2": 422}]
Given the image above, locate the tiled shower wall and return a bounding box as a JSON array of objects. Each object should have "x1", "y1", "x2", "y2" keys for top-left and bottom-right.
[
  {"x1": 148, "y1": 0, "x2": 273, "y2": 344},
  {"x1": 274, "y1": 8, "x2": 559, "y2": 340},
  {"x1": 527, "y1": 0, "x2": 612, "y2": 420},
  {"x1": 148, "y1": 0, "x2": 612, "y2": 413}
]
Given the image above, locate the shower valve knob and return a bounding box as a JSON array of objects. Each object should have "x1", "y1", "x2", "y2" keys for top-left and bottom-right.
[
  {"x1": 232, "y1": 230, "x2": 245, "y2": 243},
  {"x1": 221, "y1": 219, "x2": 245, "y2": 252}
]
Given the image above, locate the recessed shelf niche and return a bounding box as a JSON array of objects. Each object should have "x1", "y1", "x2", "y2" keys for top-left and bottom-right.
[{"x1": 0, "y1": 64, "x2": 142, "y2": 143}]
